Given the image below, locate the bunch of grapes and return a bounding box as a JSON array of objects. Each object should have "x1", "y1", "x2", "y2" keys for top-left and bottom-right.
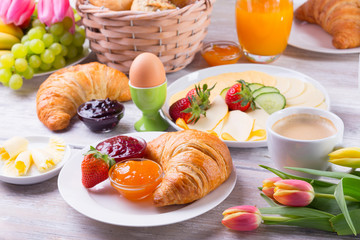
[{"x1": 0, "y1": 17, "x2": 86, "y2": 90}]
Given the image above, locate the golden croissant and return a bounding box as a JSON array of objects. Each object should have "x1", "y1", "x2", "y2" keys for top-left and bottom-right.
[
  {"x1": 144, "y1": 130, "x2": 233, "y2": 207},
  {"x1": 36, "y1": 62, "x2": 131, "y2": 131},
  {"x1": 295, "y1": 0, "x2": 360, "y2": 49}
]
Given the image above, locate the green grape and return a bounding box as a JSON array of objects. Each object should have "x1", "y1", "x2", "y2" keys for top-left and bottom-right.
[
  {"x1": 40, "y1": 62, "x2": 52, "y2": 71},
  {"x1": 29, "y1": 39, "x2": 45, "y2": 54},
  {"x1": 0, "y1": 68, "x2": 12, "y2": 85},
  {"x1": 49, "y1": 43, "x2": 62, "y2": 55},
  {"x1": 66, "y1": 45, "x2": 78, "y2": 59},
  {"x1": 61, "y1": 45, "x2": 68, "y2": 57},
  {"x1": 14, "y1": 58, "x2": 28, "y2": 72},
  {"x1": 52, "y1": 34, "x2": 60, "y2": 43},
  {"x1": 9, "y1": 74, "x2": 23, "y2": 90},
  {"x1": 74, "y1": 13, "x2": 81, "y2": 22},
  {"x1": 53, "y1": 55, "x2": 66, "y2": 69},
  {"x1": 22, "y1": 66, "x2": 34, "y2": 79},
  {"x1": 29, "y1": 55, "x2": 41, "y2": 69},
  {"x1": 23, "y1": 41, "x2": 34, "y2": 55},
  {"x1": 63, "y1": 17, "x2": 73, "y2": 31},
  {"x1": 11, "y1": 43, "x2": 28, "y2": 58},
  {"x1": 0, "y1": 53, "x2": 15, "y2": 69},
  {"x1": 28, "y1": 28, "x2": 44, "y2": 40},
  {"x1": 77, "y1": 46, "x2": 84, "y2": 56},
  {"x1": 42, "y1": 33, "x2": 54, "y2": 48},
  {"x1": 73, "y1": 32, "x2": 85, "y2": 47},
  {"x1": 41, "y1": 49, "x2": 55, "y2": 64},
  {"x1": 32, "y1": 19, "x2": 45, "y2": 28},
  {"x1": 21, "y1": 35, "x2": 30, "y2": 44},
  {"x1": 49, "y1": 23, "x2": 64, "y2": 36},
  {"x1": 60, "y1": 32, "x2": 73, "y2": 46},
  {"x1": 35, "y1": 26, "x2": 46, "y2": 35}
]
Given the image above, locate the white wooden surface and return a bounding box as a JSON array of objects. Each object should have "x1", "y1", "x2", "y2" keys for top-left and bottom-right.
[{"x1": 1, "y1": 0, "x2": 359, "y2": 239}]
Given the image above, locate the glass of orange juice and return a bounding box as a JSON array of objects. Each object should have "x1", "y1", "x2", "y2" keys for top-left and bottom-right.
[{"x1": 235, "y1": 0, "x2": 293, "y2": 63}]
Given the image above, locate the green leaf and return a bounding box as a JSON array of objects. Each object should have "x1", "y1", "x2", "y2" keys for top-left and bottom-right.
[
  {"x1": 331, "y1": 209, "x2": 360, "y2": 235},
  {"x1": 334, "y1": 178, "x2": 356, "y2": 235},
  {"x1": 286, "y1": 167, "x2": 360, "y2": 180},
  {"x1": 260, "y1": 206, "x2": 334, "y2": 218},
  {"x1": 341, "y1": 178, "x2": 360, "y2": 201},
  {"x1": 264, "y1": 217, "x2": 334, "y2": 232}
]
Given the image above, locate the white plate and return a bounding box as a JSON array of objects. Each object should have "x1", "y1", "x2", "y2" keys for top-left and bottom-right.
[
  {"x1": 34, "y1": 40, "x2": 91, "y2": 77},
  {"x1": 0, "y1": 136, "x2": 71, "y2": 185},
  {"x1": 288, "y1": 0, "x2": 360, "y2": 54},
  {"x1": 162, "y1": 64, "x2": 330, "y2": 148},
  {"x1": 58, "y1": 132, "x2": 237, "y2": 227}
]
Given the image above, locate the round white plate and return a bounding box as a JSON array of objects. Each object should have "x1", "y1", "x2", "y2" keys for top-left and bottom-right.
[
  {"x1": 58, "y1": 132, "x2": 237, "y2": 227},
  {"x1": 0, "y1": 136, "x2": 71, "y2": 185},
  {"x1": 34, "y1": 40, "x2": 91, "y2": 77},
  {"x1": 288, "y1": 0, "x2": 360, "y2": 54},
  {"x1": 162, "y1": 64, "x2": 330, "y2": 148}
]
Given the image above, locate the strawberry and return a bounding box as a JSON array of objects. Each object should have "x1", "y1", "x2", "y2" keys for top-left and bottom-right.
[
  {"x1": 169, "y1": 84, "x2": 215, "y2": 124},
  {"x1": 81, "y1": 146, "x2": 115, "y2": 188},
  {"x1": 225, "y1": 80, "x2": 256, "y2": 111}
]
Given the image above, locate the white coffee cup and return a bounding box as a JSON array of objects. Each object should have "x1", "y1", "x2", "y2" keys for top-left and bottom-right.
[{"x1": 266, "y1": 107, "x2": 344, "y2": 178}]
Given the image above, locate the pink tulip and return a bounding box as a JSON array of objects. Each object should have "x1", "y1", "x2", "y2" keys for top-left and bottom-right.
[
  {"x1": 262, "y1": 176, "x2": 282, "y2": 199},
  {"x1": 0, "y1": 0, "x2": 35, "y2": 27},
  {"x1": 222, "y1": 205, "x2": 262, "y2": 231},
  {"x1": 273, "y1": 179, "x2": 315, "y2": 207},
  {"x1": 38, "y1": 0, "x2": 75, "y2": 33}
]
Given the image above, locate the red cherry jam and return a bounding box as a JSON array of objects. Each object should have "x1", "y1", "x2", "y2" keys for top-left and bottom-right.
[{"x1": 96, "y1": 135, "x2": 147, "y2": 162}]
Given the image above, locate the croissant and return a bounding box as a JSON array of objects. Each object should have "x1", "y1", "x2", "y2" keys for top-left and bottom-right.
[
  {"x1": 144, "y1": 130, "x2": 233, "y2": 207},
  {"x1": 36, "y1": 62, "x2": 131, "y2": 131},
  {"x1": 295, "y1": 0, "x2": 360, "y2": 49}
]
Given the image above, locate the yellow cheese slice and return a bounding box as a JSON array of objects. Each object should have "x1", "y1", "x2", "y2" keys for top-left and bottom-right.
[
  {"x1": 31, "y1": 148, "x2": 56, "y2": 172},
  {"x1": 0, "y1": 136, "x2": 28, "y2": 161},
  {"x1": 287, "y1": 85, "x2": 325, "y2": 108},
  {"x1": 247, "y1": 124, "x2": 267, "y2": 141},
  {"x1": 48, "y1": 137, "x2": 66, "y2": 164},
  {"x1": 315, "y1": 101, "x2": 328, "y2": 110},
  {"x1": 14, "y1": 150, "x2": 32, "y2": 176},
  {"x1": 246, "y1": 108, "x2": 269, "y2": 129},
  {"x1": 2, "y1": 160, "x2": 17, "y2": 176},
  {"x1": 283, "y1": 78, "x2": 306, "y2": 99},
  {"x1": 188, "y1": 95, "x2": 228, "y2": 132},
  {"x1": 221, "y1": 110, "x2": 255, "y2": 142},
  {"x1": 274, "y1": 77, "x2": 291, "y2": 94}
]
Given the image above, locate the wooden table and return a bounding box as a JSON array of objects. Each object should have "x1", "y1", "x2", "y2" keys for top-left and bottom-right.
[{"x1": 1, "y1": 0, "x2": 359, "y2": 239}]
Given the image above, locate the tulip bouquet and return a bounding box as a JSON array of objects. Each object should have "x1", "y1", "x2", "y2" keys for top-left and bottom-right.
[{"x1": 222, "y1": 165, "x2": 360, "y2": 236}]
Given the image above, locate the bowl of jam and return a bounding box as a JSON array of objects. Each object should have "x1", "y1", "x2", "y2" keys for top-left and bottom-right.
[
  {"x1": 96, "y1": 135, "x2": 147, "y2": 162},
  {"x1": 77, "y1": 98, "x2": 125, "y2": 132},
  {"x1": 201, "y1": 41, "x2": 242, "y2": 66},
  {"x1": 109, "y1": 158, "x2": 164, "y2": 200}
]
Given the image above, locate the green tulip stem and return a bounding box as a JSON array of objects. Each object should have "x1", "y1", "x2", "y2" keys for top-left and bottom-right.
[
  {"x1": 261, "y1": 216, "x2": 292, "y2": 222},
  {"x1": 315, "y1": 193, "x2": 359, "y2": 202}
]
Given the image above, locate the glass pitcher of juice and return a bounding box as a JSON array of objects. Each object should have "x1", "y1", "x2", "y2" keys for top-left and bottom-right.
[{"x1": 235, "y1": 0, "x2": 293, "y2": 63}]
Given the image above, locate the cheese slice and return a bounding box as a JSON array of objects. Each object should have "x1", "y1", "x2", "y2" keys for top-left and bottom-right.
[
  {"x1": 48, "y1": 137, "x2": 66, "y2": 164},
  {"x1": 246, "y1": 108, "x2": 269, "y2": 129},
  {"x1": 315, "y1": 101, "x2": 328, "y2": 110},
  {"x1": 31, "y1": 148, "x2": 56, "y2": 172},
  {"x1": 274, "y1": 77, "x2": 291, "y2": 94},
  {"x1": 2, "y1": 160, "x2": 17, "y2": 176},
  {"x1": 221, "y1": 110, "x2": 255, "y2": 142},
  {"x1": 0, "y1": 136, "x2": 28, "y2": 161},
  {"x1": 247, "y1": 124, "x2": 267, "y2": 141},
  {"x1": 283, "y1": 78, "x2": 306, "y2": 99},
  {"x1": 288, "y1": 85, "x2": 325, "y2": 108},
  {"x1": 188, "y1": 95, "x2": 228, "y2": 132},
  {"x1": 14, "y1": 150, "x2": 32, "y2": 176}
]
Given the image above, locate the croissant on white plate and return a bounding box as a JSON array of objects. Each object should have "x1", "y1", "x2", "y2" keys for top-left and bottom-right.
[
  {"x1": 36, "y1": 62, "x2": 131, "y2": 131},
  {"x1": 144, "y1": 130, "x2": 233, "y2": 207},
  {"x1": 295, "y1": 0, "x2": 360, "y2": 49}
]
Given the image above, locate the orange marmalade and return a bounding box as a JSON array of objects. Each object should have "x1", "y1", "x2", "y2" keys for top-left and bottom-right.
[
  {"x1": 109, "y1": 159, "x2": 163, "y2": 200},
  {"x1": 201, "y1": 41, "x2": 242, "y2": 66}
]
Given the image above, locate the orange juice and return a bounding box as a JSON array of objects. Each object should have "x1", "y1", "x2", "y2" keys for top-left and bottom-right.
[{"x1": 236, "y1": 0, "x2": 293, "y2": 57}]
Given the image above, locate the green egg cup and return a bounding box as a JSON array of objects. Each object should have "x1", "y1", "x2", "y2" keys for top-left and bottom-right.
[{"x1": 130, "y1": 81, "x2": 169, "y2": 132}]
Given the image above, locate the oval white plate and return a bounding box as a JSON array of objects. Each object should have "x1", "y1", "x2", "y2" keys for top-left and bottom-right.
[
  {"x1": 162, "y1": 64, "x2": 330, "y2": 148},
  {"x1": 58, "y1": 132, "x2": 237, "y2": 227},
  {"x1": 288, "y1": 0, "x2": 360, "y2": 54},
  {"x1": 0, "y1": 136, "x2": 71, "y2": 185},
  {"x1": 33, "y1": 40, "x2": 91, "y2": 77}
]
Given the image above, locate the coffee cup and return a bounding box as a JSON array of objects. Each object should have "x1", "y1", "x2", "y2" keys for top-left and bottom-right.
[{"x1": 266, "y1": 107, "x2": 344, "y2": 178}]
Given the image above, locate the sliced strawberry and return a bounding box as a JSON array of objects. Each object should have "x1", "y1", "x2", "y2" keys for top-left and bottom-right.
[
  {"x1": 81, "y1": 146, "x2": 115, "y2": 188},
  {"x1": 225, "y1": 80, "x2": 256, "y2": 111}
]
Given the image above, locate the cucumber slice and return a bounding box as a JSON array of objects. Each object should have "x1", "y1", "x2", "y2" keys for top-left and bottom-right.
[
  {"x1": 220, "y1": 87, "x2": 230, "y2": 99},
  {"x1": 255, "y1": 92, "x2": 286, "y2": 114},
  {"x1": 252, "y1": 86, "x2": 279, "y2": 98},
  {"x1": 248, "y1": 83, "x2": 264, "y2": 92}
]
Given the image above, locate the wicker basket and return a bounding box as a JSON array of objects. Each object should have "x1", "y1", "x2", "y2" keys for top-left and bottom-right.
[{"x1": 76, "y1": 0, "x2": 215, "y2": 73}]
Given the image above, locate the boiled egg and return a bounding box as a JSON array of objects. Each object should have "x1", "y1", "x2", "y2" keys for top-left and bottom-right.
[{"x1": 129, "y1": 53, "x2": 166, "y2": 88}]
